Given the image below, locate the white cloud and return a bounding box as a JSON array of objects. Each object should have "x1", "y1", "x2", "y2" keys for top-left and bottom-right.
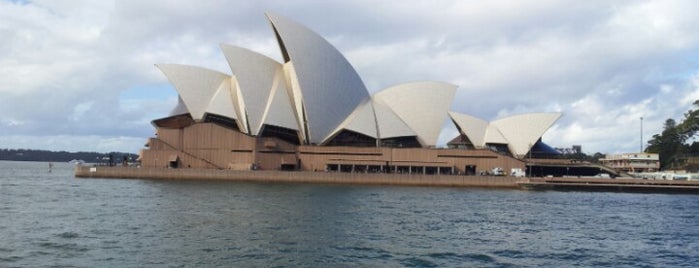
[{"x1": 0, "y1": 0, "x2": 698, "y2": 155}]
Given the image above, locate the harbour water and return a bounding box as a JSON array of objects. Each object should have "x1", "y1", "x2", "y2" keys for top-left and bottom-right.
[{"x1": 2, "y1": 160, "x2": 699, "y2": 267}]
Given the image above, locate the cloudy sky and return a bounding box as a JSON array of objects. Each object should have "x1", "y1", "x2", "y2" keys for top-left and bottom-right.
[{"x1": 2, "y1": 0, "x2": 698, "y2": 154}]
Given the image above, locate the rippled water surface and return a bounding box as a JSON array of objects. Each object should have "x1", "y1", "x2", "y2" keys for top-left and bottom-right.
[{"x1": 2, "y1": 160, "x2": 699, "y2": 267}]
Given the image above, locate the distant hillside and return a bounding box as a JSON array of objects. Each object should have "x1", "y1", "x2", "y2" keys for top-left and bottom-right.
[{"x1": 0, "y1": 148, "x2": 138, "y2": 164}]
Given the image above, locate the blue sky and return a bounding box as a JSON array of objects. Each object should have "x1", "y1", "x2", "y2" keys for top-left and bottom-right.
[{"x1": 1, "y1": 0, "x2": 699, "y2": 154}]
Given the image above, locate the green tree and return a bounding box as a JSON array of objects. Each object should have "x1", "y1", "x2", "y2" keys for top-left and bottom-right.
[
  {"x1": 645, "y1": 100, "x2": 699, "y2": 169},
  {"x1": 591, "y1": 152, "x2": 606, "y2": 162},
  {"x1": 678, "y1": 100, "x2": 699, "y2": 138}
]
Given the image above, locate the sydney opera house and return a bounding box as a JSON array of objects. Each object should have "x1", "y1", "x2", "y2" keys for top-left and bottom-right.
[{"x1": 138, "y1": 13, "x2": 561, "y2": 176}]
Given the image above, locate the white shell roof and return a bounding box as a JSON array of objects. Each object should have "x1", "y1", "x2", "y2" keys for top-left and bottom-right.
[
  {"x1": 373, "y1": 99, "x2": 415, "y2": 139},
  {"x1": 373, "y1": 81, "x2": 457, "y2": 147},
  {"x1": 448, "y1": 112, "x2": 509, "y2": 147},
  {"x1": 282, "y1": 62, "x2": 306, "y2": 142},
  {"x1": 492, "y1": 112, "x2": 562, "y2": 157},
  {"x1": 230, "y1": 79, "x2": 248, "y2": 133},
  {"x1": 484, "y1": 125, "x2": 508, "y2": 144},
  {"x1": 450, "y1": 112, "x2": 561, "y2": 158},
  {"x1": 329, "y1": 97, "x2": 378, "y2": 141},
  {"x1": 220, "y1": 44, "x2": 294, "y2": 135},
  {"x1": 155, "y1": 13, "x2": 471, "y2": 149},
  {"x1": 156, "y1": 64, "x2": 236, "y2": 121},
  {"x1": 448, "y1": 112, "x2": 489, "y2": 147},
  {"x1": 206, "y1": 77, "x2": 240, "y2": 125},
  {"x1": 266, "y1": 12, "x2": 370, "y2": 144},
  {"x1": 261, "y1": 68, "x2": 300, "y2": 132}
]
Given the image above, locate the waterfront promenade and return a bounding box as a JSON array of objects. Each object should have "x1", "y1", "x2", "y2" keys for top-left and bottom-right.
[
  {"x1": 75, "y1": 166, "x2": 699, "y2": 193},
  {"x1": 74, "y1": 166, "x2": 519, "y2": 188},
  {"x1": 518, "y1": 177, "x2": 699, "y2": 193}
]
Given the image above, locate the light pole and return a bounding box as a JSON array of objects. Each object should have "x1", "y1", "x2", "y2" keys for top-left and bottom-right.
[{"x1": 640, "y1": 116, "x2": 644, "y2": 153}]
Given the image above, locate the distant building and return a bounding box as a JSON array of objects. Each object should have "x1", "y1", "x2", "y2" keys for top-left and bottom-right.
[
  {"x1": 599, "y1": 153, "x2": 659, "y2": 173},
  {"x1": 572, "y1": 145, "x2": 582, "y2": 154},
  {"x1": 555, "y1": 145, "x2": 582, "y2": 155}
]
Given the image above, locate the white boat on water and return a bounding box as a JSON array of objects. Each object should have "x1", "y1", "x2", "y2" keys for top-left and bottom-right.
[
  {"x1": 68, "y1": 159, "x2": 86, "y2": 166},
  {"x1": 635, "y1": 172, "x2": 699, "y2": 181}
]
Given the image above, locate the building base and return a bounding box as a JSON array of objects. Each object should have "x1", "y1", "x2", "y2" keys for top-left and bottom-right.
[{"x1": 74, "y1": 166, "x2": 519, "y2": 188}]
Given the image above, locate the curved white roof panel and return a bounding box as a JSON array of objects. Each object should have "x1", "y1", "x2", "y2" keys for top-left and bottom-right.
[
  {"x1": 230, "y1": 79, "x2": 248, "y2": 133},
  {"x1": 449, "y1": 112, "x2": 560, "y2": 158},
  {"x1": 206, "y1": 76, "x2": 240, "y2": 124},
  {"x1": 220, "y1": 44, "x2": 288, "y2": 135},
  {"x1": 492, "y1": 112, "x2": 562, "y2": 157},
  {"x1": 374, "y1": 100, "x2": 415, "y2": 139},
  {"x1": 484, "y1": 124, "x2": 508, "y2": 144},
  {"x1": 282, "y1": 62, "x2": 306, "y2": 137},
  {"x1": 156, "y1": 64, "x2": 234, "y2": 121},
  {"x1": 448, "y1": 112, "x2": 488, "y2": 147},
  {"x1": 329, "y1": 97, "x2": 378, "y2": 141},
  {"x1": 266, "y1": 12, "x2": 370, "y2": 144},
  {"x1": 374, "y1": 81, "x2": 457, "y2": 147},
  {"x1": 261, "y1": 68, "x2": 300, "y2": 132}
]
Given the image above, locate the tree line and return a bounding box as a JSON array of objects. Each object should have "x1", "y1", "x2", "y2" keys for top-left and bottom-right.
[
  {"x1": 0, "y1": 148, "x2": 137, "y2": 164},
  {"x1": 645, "y1": 100, "x2": 699, "y2": 170}
]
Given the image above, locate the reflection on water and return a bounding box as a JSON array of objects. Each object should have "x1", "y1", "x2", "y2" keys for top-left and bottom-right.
[{"x1": 2, "y1": 160, "x2": 699, "y2": 267}]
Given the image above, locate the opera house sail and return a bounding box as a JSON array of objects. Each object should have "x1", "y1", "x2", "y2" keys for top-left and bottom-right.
[{"x1": 138, "y1": 12, "x2": 560, "y2": 176}]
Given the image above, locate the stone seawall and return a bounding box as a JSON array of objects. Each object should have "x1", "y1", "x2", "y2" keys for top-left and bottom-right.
[
  {"x1": 74, "y1": 166, "x2": 520, "y2": 188},
  {"x1": 518, "y1": 177, "x2": 699, "y2": 193}
]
